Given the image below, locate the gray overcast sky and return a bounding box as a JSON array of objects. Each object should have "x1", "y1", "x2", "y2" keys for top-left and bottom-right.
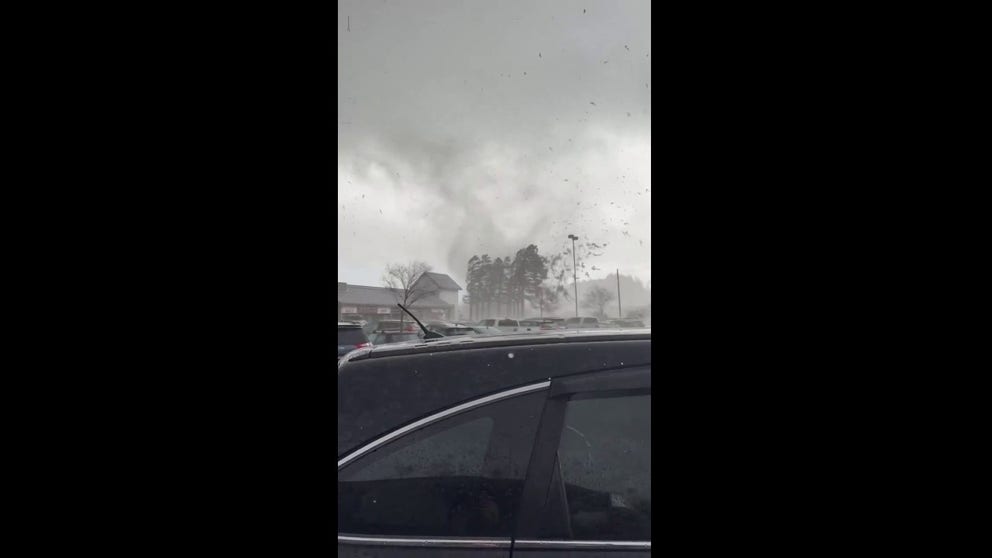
[{"x1": 338, "y1": 0, "x2": 651, "y2": 290}]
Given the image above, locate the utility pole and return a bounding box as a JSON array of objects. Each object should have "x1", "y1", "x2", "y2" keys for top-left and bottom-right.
[
  {"x1": 617, "y1": 268, "x2": 622, "y2": 318},
  {"x1": 568, "y1": 234, "x2": 579, "y2": 317}
]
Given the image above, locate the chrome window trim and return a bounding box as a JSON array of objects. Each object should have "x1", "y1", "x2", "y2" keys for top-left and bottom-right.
[
  {"x1": 338, "y1": 535, "x2": 511, "y2": 548},
  {"x1": 514, "y1": 539, "x2": 651, "y2": 549},
  {"x1": 337, "y1": 380, "x2": 551, "y2": 469}
]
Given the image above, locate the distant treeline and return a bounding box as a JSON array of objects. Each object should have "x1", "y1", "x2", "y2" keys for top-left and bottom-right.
[{"x1": 463, "y1": 244, "x2": 556, "y2": 320}]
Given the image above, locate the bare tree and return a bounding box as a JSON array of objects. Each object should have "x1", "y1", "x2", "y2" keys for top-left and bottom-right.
[
  {"x1": 382, "y1": 261, "x2": 435, "y2": 329},
  {"x1": 582, "y1": 285, "x2": 615, "y2": 320}
]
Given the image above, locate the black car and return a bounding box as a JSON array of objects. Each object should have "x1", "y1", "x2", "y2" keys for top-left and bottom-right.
[
  {"x1": 338, "y1": 329, "x2": 651, "y2": 556},
  {"x1": 337, "y1": 323, "x2": 372, "y2": 361}
]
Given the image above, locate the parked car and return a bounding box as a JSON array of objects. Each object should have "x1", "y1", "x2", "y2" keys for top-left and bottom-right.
[
  {"x1": 565, "y1": 316, "x2": 601, "y2": 328},
  {"x1": 477, "y1": 318, "x2": 525, "y2": 331},
  {"x1": 338, "y1": 330, "x2": 651, "y2": 556},
  {"x1": 426, "y1": 322, "x2": 477, "y2": 337},
  {"x1": 372, "y1": 319, "x2": 418, "y2": 333},
  {"x1": 341, "y1": 314, "x2": 368, "y2": 328},
  {"x1": 468, "y1": 325, "x2": 503, "y2": 335},
  {"x1": 337, "y1": 323, "x2": 372, "y2": 361},
  {"x1": 518, "y1": 320, "x2": 556, "y2": 333},
  {"x1": 368, "y1": 330, "x2": 422, "y2": 346},
  {"x1": 523, "y1": 317, "x2": 567, "y2": 330}
]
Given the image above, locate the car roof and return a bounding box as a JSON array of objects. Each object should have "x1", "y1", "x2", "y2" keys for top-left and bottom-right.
[
  {"x1": 337, "y1": 329, "x2": 651, "y2": 457},
  {"x1": 343, "y1": 329, "x2": 649, "y2": 361}
]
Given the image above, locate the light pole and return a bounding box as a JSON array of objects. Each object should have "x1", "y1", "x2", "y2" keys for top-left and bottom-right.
[
  {"x1": 568, "y1": 234, "x2": 579, "y2": 317},
  {"x1": 617, "y1": 268, "x2": 622, "y2": 318}
]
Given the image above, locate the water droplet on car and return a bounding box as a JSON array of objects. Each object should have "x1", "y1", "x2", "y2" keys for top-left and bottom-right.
[{"x1": 507, "y1": 353, "x2": 514, "y2": 359}]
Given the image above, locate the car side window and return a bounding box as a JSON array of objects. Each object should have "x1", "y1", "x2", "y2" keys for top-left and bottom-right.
[
  {"x1": 346, "y1": 416, "x2": 493, "y2": 482},
  {"x1": 549, "y1": 393, "x2": 651, "y2": 541},
  {"x1": 338, "y1": 390, "x2": 546, "y2": 537}
]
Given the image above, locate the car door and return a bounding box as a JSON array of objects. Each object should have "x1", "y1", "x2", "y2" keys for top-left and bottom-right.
[
  {"x1": 337, "y1": 382, "x2": 550, "y2": 557},
  {"x1": 513, "y1": 367, "x2": 651, "y2": 557}
]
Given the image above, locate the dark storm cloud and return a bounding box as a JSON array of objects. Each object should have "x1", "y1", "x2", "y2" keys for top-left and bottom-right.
[{"x1": 338, "y1": 0, "x2": 651, "y2": 286}]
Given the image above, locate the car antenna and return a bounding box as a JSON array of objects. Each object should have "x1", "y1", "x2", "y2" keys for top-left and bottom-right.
[{"x1": 397, "y1": 304, "x2": 444, "y2": 339}]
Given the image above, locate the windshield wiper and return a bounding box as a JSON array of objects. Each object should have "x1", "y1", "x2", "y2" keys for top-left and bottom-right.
[{"x1": 397, "y1": 304, "x2": 445, "y2": 340}]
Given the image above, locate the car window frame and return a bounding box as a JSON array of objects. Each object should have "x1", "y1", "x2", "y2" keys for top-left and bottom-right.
[
  {"x1": 337, "y1": 380, "x2": 551, "y2": 548},
  {"x1": 513, "y1": 366, "x2": 651, "y2": 550}
]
